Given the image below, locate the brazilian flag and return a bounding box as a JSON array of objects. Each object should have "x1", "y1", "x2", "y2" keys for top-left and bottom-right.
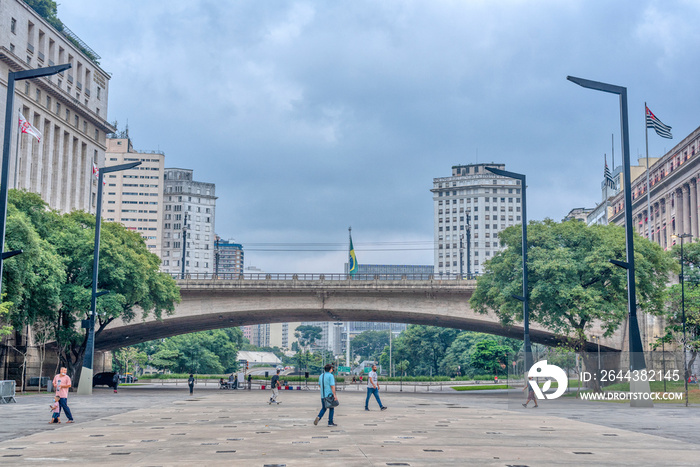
[{"x1": 348, "y1": 235, "x2": 358, "y2": 275}]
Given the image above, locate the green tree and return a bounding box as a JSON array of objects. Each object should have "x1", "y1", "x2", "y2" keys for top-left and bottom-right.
[
  {"x1": 469, "y1": 339, "x2": 513, "y2": 375},
  {"x1": 23, "y1": 0, "x2": 63, "y2": 30},
  {"x1": 379, "y1": 325, "x2": 461, "y2": 376},
  {"x1": 471, "y1": 220, "x2": 675, "y2": 375},
  {"x1": 3, "y1": 192, "x2": 180, "y2": 385},
  {"x1": 113, "y1": 346, "x2": 147, "y2": 374},
  {"x1": 661, "y1": 242, "x2": 700, "y2": 380},
  {"x1": 149, "y1": 348, "x2": 181, "y2": 372},
  {"x1": 439, "y1": 332, "x2": 518, "y2": 376},
  {"x1": 136, "y1": 328, "x2": 244, "y2": 374},
  {"x1": 349, "y1": 330, "x2": 390, "y2": 363},
  {"x1": 53, "y1": 211, "x2": 180, "y2": 382},
  {"x1": 294, "y1": 325, "x2": 322, "y2": 350}
]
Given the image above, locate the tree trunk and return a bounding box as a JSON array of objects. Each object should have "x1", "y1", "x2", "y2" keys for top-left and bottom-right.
[
  {"x1": 580, "y1": 351, "x2": 601, "y2": 393},
  {"x1": 687, "y1": 350, "x2": 698, "y2": 381}
]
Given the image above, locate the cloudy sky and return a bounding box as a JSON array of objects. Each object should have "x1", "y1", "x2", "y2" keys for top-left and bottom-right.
[{"x1": 58, "y1": 0, "x2": 700, "y2": 272}]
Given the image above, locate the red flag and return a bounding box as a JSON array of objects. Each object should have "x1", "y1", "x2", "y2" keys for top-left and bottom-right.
[
  {"x1": 19, "y1": 112, "x2": 41, "y2": 142},
  {"x1": 93, "y1": 162, "x2": 105, "y2": 185}
]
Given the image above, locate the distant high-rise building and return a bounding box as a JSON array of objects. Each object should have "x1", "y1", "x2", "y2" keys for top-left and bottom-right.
[
  {"x1": 215, "y1": 236, "x2": 244, "y2": 275},
  {"x1": 0, "y1": 0, "x2": 116, "y2": 214},
  {"x1": 432, "y1": 163, "x2": 523, "y2": 275},
  {"x1": 103, "y1": 137, "x2": 164, "y2": 254},
  {"x1": 160, "y1": 168, "x2": 217, "y2": 276}
]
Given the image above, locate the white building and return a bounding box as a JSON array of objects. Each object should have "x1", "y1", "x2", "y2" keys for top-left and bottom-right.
[
  {"x1": 432, "y1": 163, "x2": 523, "y2": 276},
  {"x1": 103, "y1": 137, "x2": 164, "y2": 254},
  {"x1": 0, "y1": 0, "x2": 115, "y2": 213},
  {"x1": 160, "y1": 168, "x2": 216, "y2": 276}
]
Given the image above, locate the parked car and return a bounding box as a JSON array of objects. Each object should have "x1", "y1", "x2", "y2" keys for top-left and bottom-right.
[
  {"x1": 93, "y1": 371, "x2": 117, "y2": 389},
  {"x1": 120, "y1": 373, "x2": 138, "y2": 383}
]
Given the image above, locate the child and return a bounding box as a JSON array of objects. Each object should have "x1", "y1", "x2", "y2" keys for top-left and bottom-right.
[{"x1": 49, "y1": 395, "x2": 61, "y2": 423}]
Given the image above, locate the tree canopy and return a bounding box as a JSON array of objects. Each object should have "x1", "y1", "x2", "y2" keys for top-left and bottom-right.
[
  {"x1": 470, "y1": 220, "x2": 675, "y2": 351},
  {"x1": 295, "y1": 325, "x2": 322, "y2": 350},
  {"x1": 135, "y1": 328, "x2": 244, "y2": 374},
  {"x1": 2, "y1": 190, "x2": 180, "y2": 383},
  {"x1": 660, "y1": 242, "x2": 700, "y2": 378},
  {"x1": 349, "y1": 330, "x2": 389, "y2": 363}
]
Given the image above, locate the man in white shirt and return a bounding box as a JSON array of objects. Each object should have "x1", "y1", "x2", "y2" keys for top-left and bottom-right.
[{"x1": 365, "y1": 364, "x2": 387, "y2": 411}]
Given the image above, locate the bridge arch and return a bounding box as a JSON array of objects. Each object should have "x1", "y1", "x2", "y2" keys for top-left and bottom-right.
[{"x1": 96, "y1": 278, "x2": 621, "y2": 352}]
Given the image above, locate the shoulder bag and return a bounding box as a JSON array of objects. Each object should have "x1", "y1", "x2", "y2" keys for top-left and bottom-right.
[{"x1": 320, "y1": 371, "x2": 339, "y2": 408}]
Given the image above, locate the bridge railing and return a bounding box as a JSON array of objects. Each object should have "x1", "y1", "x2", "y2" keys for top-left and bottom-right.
[{"x1": 169, "y1": 272, "x2": 479, "y2": 281}]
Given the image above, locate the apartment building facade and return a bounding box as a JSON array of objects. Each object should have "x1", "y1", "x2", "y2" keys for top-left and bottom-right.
[
  {"x1": 0, "y1": 0, "x2": 115, "y2": 213},
  {"x1": 102, "y1": 137, "x2": 164, "y2": 254},
  {"x1": 160, "y1": 168, "x2": 217, "y2": 276},
  {"x1": 432, "y1": 163, "x2": 523, "y2": 276},
  {"x1": 215, "y1": 236, "x2": 244, "y2": 275}
]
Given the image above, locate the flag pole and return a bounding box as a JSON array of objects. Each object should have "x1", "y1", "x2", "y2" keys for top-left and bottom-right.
[
  {"x1": 604, "y1": 154, "x2": 608, "y2": 202},
  {"x1": 645, "y1": 103, "x2": 652, "y2": 242},
  {"x1": 611, "y1": 134, "x2": 614, "y2": 173},
  {"x1": 12, "y1": 107, "x2": 20, "y2": 189}
]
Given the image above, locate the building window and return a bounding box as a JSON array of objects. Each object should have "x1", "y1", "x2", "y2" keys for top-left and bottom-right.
[{"x1": 11, "y1": 18, "x2": 17, "y2": 34}]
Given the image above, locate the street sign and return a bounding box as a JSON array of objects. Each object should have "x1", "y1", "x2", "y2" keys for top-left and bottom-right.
[{"x1": 338, "y1": 366, "x2": 351, "y2": 372}]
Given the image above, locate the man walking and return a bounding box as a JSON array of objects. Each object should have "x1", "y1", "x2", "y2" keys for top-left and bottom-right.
[
  {"x1": 365, "y1": 364, "x2": 387, "y2": 411},
  {"x1": 314, "y1": 364, "x2": 338, "y2": 427},
  {"x1": 269, "y1": 369, "x2": 282, "y2": 404},
  {"x1": 52, "y1": 367, "x2": 74, "y2": 423}
]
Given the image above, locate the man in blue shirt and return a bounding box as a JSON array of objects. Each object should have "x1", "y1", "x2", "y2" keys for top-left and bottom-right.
[{"x1": 314, "y1": 364, "x2": 338, "y2": 427}]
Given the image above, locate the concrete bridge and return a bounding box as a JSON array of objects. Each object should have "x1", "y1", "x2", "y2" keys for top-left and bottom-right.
[{"x1": 96, "y1": 274, "x2": 624, "y2": 352}]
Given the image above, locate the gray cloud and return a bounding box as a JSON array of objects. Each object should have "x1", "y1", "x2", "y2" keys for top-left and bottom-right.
[{"x1": 59, "y1": 0, "x2": 700, "y2": 271}]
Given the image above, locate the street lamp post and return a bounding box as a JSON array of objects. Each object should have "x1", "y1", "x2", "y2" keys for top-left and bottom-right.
[
  {"x1": 465, "y1": 212, "x2": 471, "y2": 279},
  {"x1": 76, "y1": 161, "x2": 141, "y2": 395},
  {"x1": 459, "y1": 234, "x2": 464, "y2": 280},
  {"x1": 673, "y1": 232, "x2": 692, "y2": 406},
  {"x1": 567, "y1": 75, "x2": 652, "y2": 406},
  {"x1": 181, "y1": 212, "x2": 189, "y2": 279},
  {"x1": 0, "y1": 64, "x2": 71, "y2": 299},
  {"x1": 484, "y1": 167, "x2": 532, "y2": 371},
  {"x1": 214, "y1": 236, "x2": 220, "y2": 278}
]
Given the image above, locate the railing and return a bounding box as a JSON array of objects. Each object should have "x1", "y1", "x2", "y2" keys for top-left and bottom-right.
[
  {"x1": 171, "y1": 272, "x2": 479, "y2": 281},
  {"x1": 0, "y1": 381, "x2": 16, "y2": 404}
]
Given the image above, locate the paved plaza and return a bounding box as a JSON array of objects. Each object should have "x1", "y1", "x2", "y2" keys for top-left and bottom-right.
[{"x1": 1, "y1": 384, "x2": 699, "y2": 466}]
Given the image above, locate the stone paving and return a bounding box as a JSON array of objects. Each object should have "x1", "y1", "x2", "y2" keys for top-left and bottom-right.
[{"x1": 1, "y1": 384, "x2": 699, "y2": 466}]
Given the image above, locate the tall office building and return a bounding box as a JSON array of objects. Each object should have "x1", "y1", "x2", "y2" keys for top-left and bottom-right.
[
  {"x1": 160, "y1": 168, "x2": 217, "y2": 275},
  {"x1": 102, "y1": 137, "x2": 164, "y2": 254},
  {"x1": 214, "y1": 236, "x2": 244, "y2": 275},
  {"x1": 432, "y1": 163, "x2": 523, "y2": 276},
  {"x1": 0, "y1": 0, "x2": 115, "y2": 214}
]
